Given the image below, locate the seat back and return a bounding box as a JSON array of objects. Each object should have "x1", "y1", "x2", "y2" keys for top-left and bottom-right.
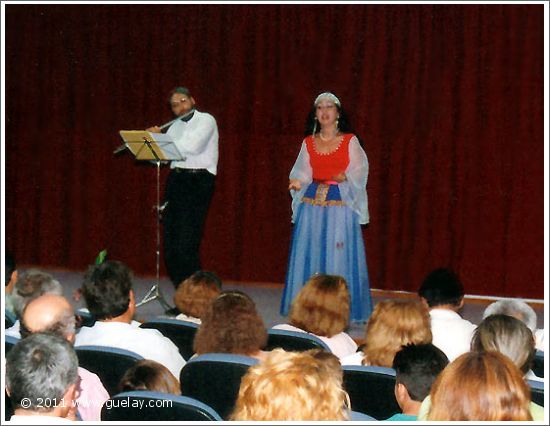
[
  {"x1": 5, "y1": 390, "x2": 14, "y2": 421},
  {"x1": 75, "y1": 345, "x2": 144, "y2": 396},
  {"x1": 265, "y1": 328, "x2": 331, "y2": 352},
  {"x1": 532, "y1": 350, "x2": 544, "y2": 379},
  {"x1": 5, "y1": 310, "x2": 17, "y2": 329},
  {"x1": 527, "y1": 379, "x2": 544, "y2": 407},
  {"x1": 349, "y1": 410, "x2": 377, "y2": 421},
  {"x1": 101, "y1": 390, "x2": 222, "y2": 421},
  {"x1": 140, "y1": 318, "x2": 199, "y2": 360},
  {"x1": 5, "y1": 335, "x2": 20, "y2": 355},
  {"x1": 179, "y1": 353, "x2": 258, "y2": 420},
  {"x1": 75, "y1": 308, "x2": 96, "y2": 329},
  {"x1": 343, "y1": 365, "x2": 400, "y2": 420}
]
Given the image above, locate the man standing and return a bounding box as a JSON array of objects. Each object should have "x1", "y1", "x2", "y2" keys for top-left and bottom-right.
[{"x1": 148, "y1": 87, "x2": 219, "y2": 290}]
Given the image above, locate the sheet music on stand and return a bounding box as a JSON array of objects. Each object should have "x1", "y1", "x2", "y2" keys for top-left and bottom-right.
[{"x1": 119, "y1": 130, "x2": 184, "y2": 161}]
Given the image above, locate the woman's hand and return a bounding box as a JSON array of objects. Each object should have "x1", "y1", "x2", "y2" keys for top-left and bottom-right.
[
  {"x1": 332, "y1": 172, "x2": 347, "y2": 183},
  {"x1": 289, "y1": 179, "x2": 302, "y2": 191}
]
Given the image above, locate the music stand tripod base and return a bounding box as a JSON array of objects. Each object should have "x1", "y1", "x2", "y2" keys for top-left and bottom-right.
[{"x1": 136, "y1": 283, "x2": 172, "y2": 311}]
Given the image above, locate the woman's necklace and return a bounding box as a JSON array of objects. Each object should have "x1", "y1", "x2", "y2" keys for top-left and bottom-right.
[{"x1": 319, "y1": 131, "x2": 337, "y2": 141}]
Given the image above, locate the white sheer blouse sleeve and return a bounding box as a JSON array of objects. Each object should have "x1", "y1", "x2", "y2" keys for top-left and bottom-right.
[
  {"x1": 289, "y1": 140, "x2": 312, "y2": 223},
  {"x1": 339, "y1": 136, "x2": 370, "y2": 224}
]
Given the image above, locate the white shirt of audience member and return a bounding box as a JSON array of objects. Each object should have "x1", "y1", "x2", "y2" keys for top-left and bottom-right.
[
  {"x1": 428, "y1": 308, "x2": 477, "y2": 362},
  {"x1": 75, "y1": 320, "x2": 186, "y2": 379},
  {"x1": 272, "y1": 323, "x2": 358, "y2": 360}
]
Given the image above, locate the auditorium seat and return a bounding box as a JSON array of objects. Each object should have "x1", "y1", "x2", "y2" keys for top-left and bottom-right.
[
  {"x1": 75, "y1": 345, "x2": 143, "y2": 396},
  {"x1": 5, "y1": 335, "x2": 19, "y2": 355},
  {"x1": 179, "y1": 353, "x2": 258, "y2": 419},
  {"x1": 101, "y1": 390, "x2": 222, "y2": 421},
  {"x1": 5, "y1": 310, "x2": 16, "y2": 329},
  {"x1": 532, "y1": 350, "x2": 544, "y2": 379},
  {"x1": 265, "y1": 328, "x2": 331, "y2": 352},
  {"x1": 75, "y1": 308, "x2": 96, "y2": 329},
  {"x1": 527, "y1": 379, "x2": 544, "y2": 407},
  {"x1": 342, "y1": 364, "x2": 400, "y2": 420}
]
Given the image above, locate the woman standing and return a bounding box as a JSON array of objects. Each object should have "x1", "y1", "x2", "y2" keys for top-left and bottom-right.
[{"x1": 280, "y1": 92, "x2": 372, "y2": 322}]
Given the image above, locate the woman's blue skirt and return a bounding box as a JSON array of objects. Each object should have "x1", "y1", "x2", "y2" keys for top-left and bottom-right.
[{"x1": 280, "y1": 182, "x2": 373, "y2": 322}]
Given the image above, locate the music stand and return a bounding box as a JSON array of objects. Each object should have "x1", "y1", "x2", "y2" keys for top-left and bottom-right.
[{"x1": 118, "y1": 131, "x2": 185, "y2": 311}]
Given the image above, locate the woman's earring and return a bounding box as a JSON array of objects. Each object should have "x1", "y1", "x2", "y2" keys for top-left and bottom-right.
[
  {"x1": 312, "y1": 118, "x2": 317, "y2": 136},
  {"x1": 336, "y1": 117, "x2": 340, "y2": 131}
]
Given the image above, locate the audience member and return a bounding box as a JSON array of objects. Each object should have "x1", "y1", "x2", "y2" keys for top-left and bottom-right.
[
  {"x1": 6, "y1": 269, "x2": 63, "y2": 338},
  {"x1": 471, "y1": 314, "x2": 539, "y2": 382},
  {"x1": 5, "y1": 250, "x2": 18, "y2": 315},
  {"x1": 75, "y1": 260, "x2": 186, "y2": 378},
  {"x1": 483, "y1": 299, "x2": 545, "y2": 352},
  {"x1": 193, "y1": 290, "x2": 268, "y2": 360},
  {"x1": 6, "y1": 333, "x2": 80, "y2": 422},
  {"x1": 19, "y1": 294, "x2": 110, "y2": 421},
  {"x1": 386, "y1": 343, "x2": 448, "y2": 421},
  {"x1": 118, "y1": 359, "x2": 181, "y2": 395},
  {"x1": 273, "y1": 274, "x2": 357, "y2": 359},
  {"x1": 341, "y1": 299, "x2": 432, "y2": 367},
  {"x1": 426, "y1": 351, "x2": 533, "y2": 421},
  {"x1": 230, "y1": 348, "x2": 350, "y2": 421},
  {"x1": 418, "y1": 267, "x2": 476, "y2": 361},
  {"x1": 173, "y1": 270, "x2": 222, "y2": 323}
]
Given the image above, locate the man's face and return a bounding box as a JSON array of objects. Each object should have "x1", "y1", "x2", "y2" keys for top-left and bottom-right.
[{"x1": 170, "y1": 93, "x2": 195, "y2": 116}]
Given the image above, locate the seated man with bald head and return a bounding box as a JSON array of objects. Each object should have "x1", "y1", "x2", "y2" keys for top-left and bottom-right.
[
  {"x1": 6, "y1": 269, "x2": 63, "y2": 338},
  {"x1": 20, "y1": 294, "x2": 110, "y2": 421}
]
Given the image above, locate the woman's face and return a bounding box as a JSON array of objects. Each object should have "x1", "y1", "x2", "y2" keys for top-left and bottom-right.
[{"x1": 315, "y1": 99, "x2": 339, "y2": 128}]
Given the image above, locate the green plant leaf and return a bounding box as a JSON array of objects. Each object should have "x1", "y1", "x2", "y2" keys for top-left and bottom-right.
[{"x1": 95, "y1": 249, "x2": 108, "y2": 265}]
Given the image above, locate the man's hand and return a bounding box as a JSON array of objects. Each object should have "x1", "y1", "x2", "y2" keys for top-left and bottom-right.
[{"x1": 146, "y1": 126, "x2": 161, "y2": 133}]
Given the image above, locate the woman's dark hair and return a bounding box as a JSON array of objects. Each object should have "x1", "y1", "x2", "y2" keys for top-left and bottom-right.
[
  {"x1": 304, "y1": 104, "x2": 355, "y2": 137},
  {"x1": 118, "y1": 359, "x2": 180, "y2": 395}
]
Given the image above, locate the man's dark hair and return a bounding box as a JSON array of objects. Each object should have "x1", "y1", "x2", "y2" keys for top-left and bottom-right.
[
  {"x1": 6, "y1": 333, "x2": 78, "y2": 412},
  {"x1": 392, "y1": 343, "x2": 449, "y2": 402},
  {"x1": 168, "y1": 86, "x2": 192, "y2": 101},
  {"x1": 5, "y1": 251, "x2": 16, "y2": 285},
  {"x1": 82, "y1": 260, "x2": 133, "y2": 320},
  {"x1": 418, "y1": 268, "x2": 464, "y2": 307}
]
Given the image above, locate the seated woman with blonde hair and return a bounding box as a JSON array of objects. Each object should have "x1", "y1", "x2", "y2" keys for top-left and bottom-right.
[
  {"x1": 118, "y1": 359, "x2": 181, "y2": 395},
  {"x1": 341, "y1": 299, "x2": 432, "y2": 366},
  {"x1": 173, "y1": 270, "x2": 222, "y2": 323},
  {"x1": 426, "y1": 351, "x2": 533, "y2": 421},
  {"x1": 192, "y1": 290, "x2": 268, "y2": 360},
  {"x1": 273, "y1": 274, "x2": 357, "y2": 359},
  {"x1": 230, "y1": 348, "x2": 350, "y2": 421}
]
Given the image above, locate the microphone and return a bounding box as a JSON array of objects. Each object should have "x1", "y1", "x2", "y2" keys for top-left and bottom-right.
[{"x1": 158, "y1": 108, "x2": 196, "y2": 131}]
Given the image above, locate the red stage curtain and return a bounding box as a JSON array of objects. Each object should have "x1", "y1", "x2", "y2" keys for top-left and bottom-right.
[{"x1": 4, "y1": 4, "x2": 544, "y2": 298}]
